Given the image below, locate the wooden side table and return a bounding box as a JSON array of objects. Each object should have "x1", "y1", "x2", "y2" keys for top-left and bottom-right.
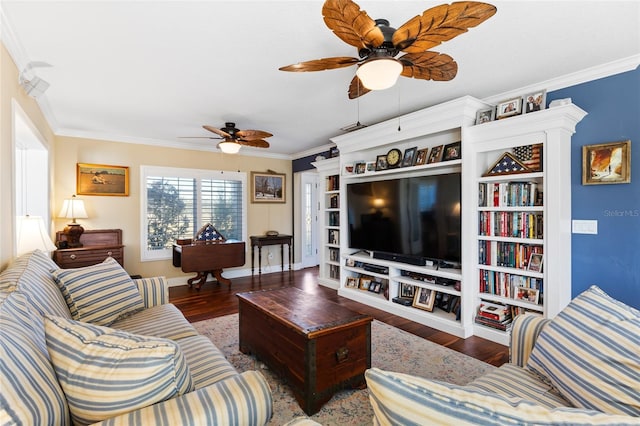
[
  {"x1": 250, "y1": 234, "x2": 293, "y2": 275},
  {"x1": 53, "y1": 229, "x2": 124, "y2": 269}
]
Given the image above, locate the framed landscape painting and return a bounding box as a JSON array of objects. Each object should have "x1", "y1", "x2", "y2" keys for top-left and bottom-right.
[
  {"x1": 582, "y1": 140, "x2": 631, "y2": 185},
  {"x1": 77, "y1": 163, "x2": 129, "y2": 196},
  {"x1": 252, "y1": 172, "x2": 286, "y2": 203}
]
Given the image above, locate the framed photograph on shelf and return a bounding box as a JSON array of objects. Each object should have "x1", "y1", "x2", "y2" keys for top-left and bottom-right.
[
  {"x1": 412, "y1": 287, "x2": 436, "y2": 311},
  {"x1": 359, "y1": 276, "x2": 373, "y2": 291},
  {"x1": 442, "y1": 142, "x2": 461, "y2": 161},
  {"x1": 582, "y1": 140, "x2": 631, "y2": 185},
  {"x1": 345, "y1": 276, "x2": 359, "y2": 288},
  {"x1": 414, "y1": 148, "x2": 429, "y2": 165},
  {"x1": 77, "y1": 163, "x2": 129, "y2": 196},
  {"x1": 401, "y1": 147, "x2": 418, "y2": 167},
  {"x1": 369, "y1": 279, "x2": 383, "y2": 294},
  {"x1": 354, "y1": 162, "x2": 366, "y2": 174},
  {"x1": 523, "y1": 90, "x2": 547, "y2": 114},
  {"x1": 375, "y1": 155, "x2": 388, "y2": 171},
  {"x1": 251, "y1": 172, "x2": 285, "y2": 203},
  {"x1": 365, "y1": 161, "x2": 376, "y2": 174},
  {"x1": 515, "y1": 286, "x2": 540, "y2": 304},
  {"x1": 427, "y1": 145, "x2": 444, "y2": 164},
  {"x1": 475, "y1": 107, "x2": 495, "y2": 124},
  {"x1": 527, "y1": 253, "x2": 543, "y2": 272},
  {"x1": 496, "y1": 97, "x2": 522, "y2": 119},
  {"x1": 400, "y1": 283, "x2": 416, "y2": 298}
]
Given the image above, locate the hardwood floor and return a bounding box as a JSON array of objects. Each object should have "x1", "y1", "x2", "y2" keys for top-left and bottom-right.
[{"x1": 169, "y1": 267, "x2": 510, "y2": 367}]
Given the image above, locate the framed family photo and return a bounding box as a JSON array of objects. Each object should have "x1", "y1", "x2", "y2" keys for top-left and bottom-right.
[
  {"x1": 414, "y1": 148, "x2": 429, "y2": 166},
  {"x1": 77, "y1": 163, "x2": 129, "y2": 196},
  {"x1": 582, "y1": 140, "x2": 631, "y2": 185},
  {"x1": 475, "y1": 107, "x2": 495, "y2": 124},
  {"x1": 412, "y1": 287, "x2": 436, "y2": 311},
  {"x1": 515, "y1": 286, "x2": 540, "y2": 304},
  {"x1": 496, "y1": 97, "x2": 522, "y2": 119},
  {"x1": 527, "y1": 253, "x2": 543, "y2": 272},
  {"x1": 427, "y1": 145, "x2": 444, "y2": 164},
  {"x1": 251, "y1": 171, "x2": 286, "y2": 203},
  {"x1": 443, "y1": 142, "x2": 461, "y2": 161},
  {"x1": 523, "y1": 90, "x2": 547, "y2": 114}
]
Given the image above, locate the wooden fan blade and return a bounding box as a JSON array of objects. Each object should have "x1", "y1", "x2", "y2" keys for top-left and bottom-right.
[
  {"x1": 203, "y1": 125, "x2": 231, "y2": 138},
  {"x1": 178, "y1": 136, "x2": 220, "y2": 139},
  {"x1": 348, "y1": 75, "x2": 371, "y2": 99},
  {"x1": 238, "y1": 139, "x2": 270, "y2": 149},
  {"x1": 279, "y1": 56, "x2": 359, "y2": 72},
  {"x1": 392, "y1": 2, "x2": 497, "y2": 53},
  {"x1": 236, "y1": 130, "x2": 273, "y2": 140},
  {"x1": 322, "y1": 0, "x2": 384, "y2": 49},
  {"x1": 399, "y1": 52, "x2": 458, "y2": 81}
]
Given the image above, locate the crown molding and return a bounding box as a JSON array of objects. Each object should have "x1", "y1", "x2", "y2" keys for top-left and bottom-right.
[
  {"x1": 483, "y1": 55, "x2": 640, "y2": 105},
  {"x1": 291, "y1": 142, "x2": 335, "y2": 160}
]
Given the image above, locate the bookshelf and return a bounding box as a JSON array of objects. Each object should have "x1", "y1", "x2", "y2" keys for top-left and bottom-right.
[
  {"x1": 312, "y1": 157, "x2": 341, "y2": 289},
  {"x1": 463, "y1": 102, "x2": 587, "y2": 344}
]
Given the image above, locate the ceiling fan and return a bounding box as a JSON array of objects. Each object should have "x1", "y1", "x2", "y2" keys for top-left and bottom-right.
[
  {"x1": 279, "y1": 0, "x2": 496, "y2": 99},
  {"x1": 185, "y1": 122, "x2": 273, "y2": 153}
]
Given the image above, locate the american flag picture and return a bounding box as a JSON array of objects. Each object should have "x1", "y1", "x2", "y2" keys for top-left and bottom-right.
[{"x1": 513, "y1": 143, "x2": 543, "y2": 172}]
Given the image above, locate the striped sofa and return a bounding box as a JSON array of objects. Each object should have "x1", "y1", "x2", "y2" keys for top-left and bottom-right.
[
  {"x1": 0, "y1": 250, "x2": 273, "y2": 426},
  {"x1": 366, "y1": 286, "x2": 640, "y2": 425}
]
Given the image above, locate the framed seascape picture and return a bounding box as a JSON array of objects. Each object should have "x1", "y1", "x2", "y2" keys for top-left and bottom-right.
[
  {"x1": 496, "y1": 97, "x2": 522, "y2": 119},
  {"x1": 251, "y1": 172, "x2": 286, "y2": 203},
  {"x1": 582, "y1": 140, "x2": 631, "y2": 185},
  {"x1": 412, "y1": 287, "x2": 435, "y2": 311},
  {"x1": 523, "y1": 90, "x2": 547, "y2": 114},
  {"x1": 77, "y1": 163, "x2": 129, "y2": 196}
]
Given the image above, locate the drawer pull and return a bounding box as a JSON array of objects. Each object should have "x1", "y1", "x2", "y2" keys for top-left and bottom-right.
[
  {"x1": 70, "y1": 254, "x2": 76, "y2": 260},
  {"x1": 336, "y1": 347, "x2": 349, "y2": 363},
  {"x1": 107, "y1": 251, "x2": 113, "y2": 256}
]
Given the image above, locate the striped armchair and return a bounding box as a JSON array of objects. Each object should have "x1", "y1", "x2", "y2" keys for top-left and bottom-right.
[
  {"x1": 366, "y1": 286, "x2": 640, "y2": 425},
  {"x1": 1, "y1": 250, "x2": 272, "y2": 426}
]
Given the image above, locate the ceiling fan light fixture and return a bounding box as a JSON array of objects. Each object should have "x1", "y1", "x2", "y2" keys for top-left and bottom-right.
[
  {"x1": 356, "y1": 58, "x2": 402, "y2": 90},
  {"x1": 218, "y1": 141, "x2": 242, "y2": 154}
]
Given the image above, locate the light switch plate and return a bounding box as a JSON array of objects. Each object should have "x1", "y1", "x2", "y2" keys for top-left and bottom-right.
[{"x1": 572, "y1": 219, "x2": 598, "y2": 234}]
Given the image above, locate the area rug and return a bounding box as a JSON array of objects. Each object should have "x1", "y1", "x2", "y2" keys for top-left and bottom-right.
[{"x1": 192, "y1": 315, "x2": 496, "y2": 425}]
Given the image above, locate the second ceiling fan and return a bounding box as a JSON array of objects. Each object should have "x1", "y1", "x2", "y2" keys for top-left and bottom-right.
[{"x1": 279, "y1": 0, "x2": 497, "y2": 99}]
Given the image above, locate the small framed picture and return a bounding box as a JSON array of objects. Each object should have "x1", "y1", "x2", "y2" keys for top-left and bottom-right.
[
  {"x1": 475, "y1": 107, "x2": 495, "y2": 125},
  {"x1": 442, "y1": 142, "x2": 461, "y2": 161},
  {"x1": 401, "y1": 147, "x2": 418, "y2": 167},
  {"x1": 522, "y1": 90, "x2": 547, "y2": 114},
  {"x1": 359, "y1": 276, "x2": 373, "y2": 291},
  {"x1": 345, "y1": 276, "x2": 359, "y2": 288},
  {"x1": 496, "y1": 97, "x2": 522, "y2": 119},
  {"x1": 369, "y1": 279, "x2": 383, "y2": 294},
  {"x1": 345, "y1": 258, "x2": 355, "y2": 267},
  {"x1": 414, "y1": 148, "x2": 429, "y2": 166},
  {"x1": 412, "y1": 287, "x2": 436, "y2": 311},
  {"x1": 354, "y1": 162, "x2": 366, "y2": 174},
  {"x1": 582, "y1": 140, "x2": 631, "y2": 185},
  {"x1": 527, "y1": 253, "x2": 543, "y2": 272},
  {"x1": 375, "y1": 155, "x2": 388, "y2": 171},
  {"x1": 515, "y1": 286, "x2": 540, "y2": 304},
  {"x1": 400, "y1": 283, "x2": 416, "y2": 298},
  {"x1": 365, "y1": 161, "x2": 376, "y2": 174},
  {"x1": 427, "y1": 145, "x2": 444, "y2": 164},
  {"x1": 343, "y1": 163, "x2": 355, "y2": 175}
]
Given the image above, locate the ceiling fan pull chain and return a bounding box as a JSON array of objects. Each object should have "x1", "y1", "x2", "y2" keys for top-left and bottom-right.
[{"x1": 397, "y1": 85, "x2": 401, "y2": 132}]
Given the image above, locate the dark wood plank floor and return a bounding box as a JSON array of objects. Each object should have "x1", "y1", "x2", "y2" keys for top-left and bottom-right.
[{"x1": 169, "y1": 267, "x2": 509, "y2": 367}]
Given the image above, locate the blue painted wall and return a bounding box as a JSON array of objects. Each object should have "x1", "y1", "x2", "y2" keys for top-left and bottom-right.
[{"x1": 549, "y1": 66, "x2": 639, "y2": 309}]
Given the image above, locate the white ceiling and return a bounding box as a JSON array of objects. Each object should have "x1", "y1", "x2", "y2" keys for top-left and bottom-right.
[{"x1": 2, "y1": 1, "x2": 639, "y2": 159}]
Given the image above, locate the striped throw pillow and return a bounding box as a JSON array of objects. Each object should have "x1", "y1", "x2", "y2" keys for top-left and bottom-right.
[
  {"x1": 365, "y1": 368, "x2": 639, "y2": 425},
  {"x1": 526, "y1": 285, "x2": 640, "y2": 416},
  {"x1": 44, "y1": 315, "x2": 194, "y2": 426},
  {"x1": 52, "y1": 257, "x2": 144, "y2": 326}
]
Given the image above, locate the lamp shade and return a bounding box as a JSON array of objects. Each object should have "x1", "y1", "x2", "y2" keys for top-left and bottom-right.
[
  {"x1": 58, "y1": 195, "x2": 88, "y2": 222},
  {"x1": 16, "y1": 215, "x2": 56, "y2": 256},
  {"x1": 356, "y1": 58, "x2": 403, "y2": 90},
  {"x1": 219, "y1": 141, "x2": 242, "y2": 154}
]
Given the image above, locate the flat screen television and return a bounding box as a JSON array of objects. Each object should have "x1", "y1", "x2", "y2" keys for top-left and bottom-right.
[{"x1": 346, "y1": 173, "x2": 461, "y2": 265}]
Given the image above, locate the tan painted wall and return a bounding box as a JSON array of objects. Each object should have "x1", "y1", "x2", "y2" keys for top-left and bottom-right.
[
  {"x1": 0, "y1": 43, "x2": 56, "y2": 269},
  {"x1": 53, "y1": 135, "x2": 293, "y2": 279}
]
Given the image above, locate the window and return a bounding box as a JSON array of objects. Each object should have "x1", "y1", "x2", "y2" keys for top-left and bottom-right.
[{"x1": 140, "y1": 166, "x2": 246, "y2": 261}]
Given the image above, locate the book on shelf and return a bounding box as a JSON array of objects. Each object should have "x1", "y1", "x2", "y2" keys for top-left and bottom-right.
[
  {"x1": 478, "y1": 182, "x2": 542, "y2": 208},
  {"x1": 478, "y1": 211, "x2": 543, "y2": 239},
  {"x1": 478, "y1": 301, "x2": 510, "y2": 321},
  {"x1": 329, "y1": 194, "x2": 339, "y2": 208},
  {"x1": 326, "y1": 175, "x2": 339, "y2": 191},
  {"x1": 478, "y1": 240, "x2": 543, "y2": 269}
]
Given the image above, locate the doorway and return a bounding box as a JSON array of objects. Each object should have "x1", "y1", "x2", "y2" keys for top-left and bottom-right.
[{"x1": 299, "y1": 172, "x2": 319, "y2": 268}]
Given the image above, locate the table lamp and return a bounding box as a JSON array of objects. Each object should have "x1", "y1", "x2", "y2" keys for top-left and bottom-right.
[
  {"x1": 16, "y1": 215, "x2": 57, "y2": 256},
  {"x1": 58, "y1": 195, "x2": 88, "y2": 248}
]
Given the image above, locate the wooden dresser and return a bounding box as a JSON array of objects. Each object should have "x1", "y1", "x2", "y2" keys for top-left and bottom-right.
[{"x1": 53, "y1": 229, "x2": 124, "y2": 269}]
